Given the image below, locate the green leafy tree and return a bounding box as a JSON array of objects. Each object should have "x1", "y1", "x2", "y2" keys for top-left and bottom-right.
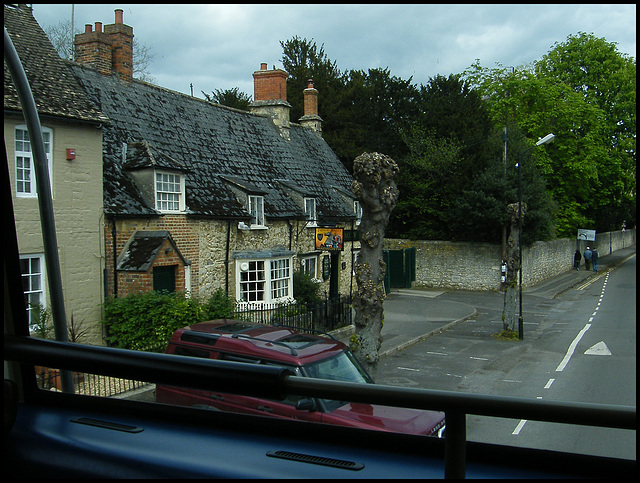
[
  {"x1": 202, "y1": 87, "x2": 251, "y2": 111},
  {"x1": 340, "y1": 68, "x2": 420, "y2": 164},
  {"x1": 390, "y1": 127, "x2": 462, "y2": 240},
  {"x1": 389, "y1": 75, "x2": 501, "y2": 241},
  {"x1": 464, "y1": 32, "x2": 636, "y2": 236},
  {"x1": 538, "y1": 32, "x2": 636, "y2": 232},
  {"x1": 281, "y1": 37, "x2": 420, "y2": 173}
]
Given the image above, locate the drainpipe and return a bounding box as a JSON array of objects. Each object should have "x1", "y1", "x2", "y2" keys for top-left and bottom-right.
[
  {"x1": 225, "y1": 220, "x2": 231, "y2": 294},
  {"x1": 111, "y1": 215, "x2": 118, "y2": 297}
]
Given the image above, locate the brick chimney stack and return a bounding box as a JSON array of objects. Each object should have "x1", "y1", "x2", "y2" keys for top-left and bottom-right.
[
  {"x1": 250, "y1": 63, "x2": 291, "y2": 140},
  {"x1": 299, "y1": 79, "x2": 323, "y2": 135},
  {"x1": 74, "y1": 9, "x2": 134, "y2": 82}
]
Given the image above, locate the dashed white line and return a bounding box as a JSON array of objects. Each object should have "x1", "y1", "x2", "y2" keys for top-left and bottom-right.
[
  {"x1": 397, "y1": 366, "x2": 420, "y2": 372},
  {"x1": 512, "y1": 419, "x2": 527, "y2": 435},
  {"x1": 544, "y1": 378, "x2": 555, "y2": 389}
]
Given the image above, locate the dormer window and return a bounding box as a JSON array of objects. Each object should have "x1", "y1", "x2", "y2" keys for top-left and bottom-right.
[
  {"x1": 354, "y1": 200, "x2": 362, "y2": 225},
  {"x1": 155, "y1": 171, "x2": 185, "y2": 212},
  {"x1": 249, "y1": 195, "x2": 265, "y2": 226},
  {"x1": 305, "y1": 197, "x2": 317, "y2": 226}
]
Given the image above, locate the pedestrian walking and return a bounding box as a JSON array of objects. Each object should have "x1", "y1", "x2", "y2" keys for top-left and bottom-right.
[
  {"x1": 584, "y1": 246, "x2": 592, "y2": 271},
  {"x1": 592, "y1": 248, "x2": 599, "y2": 271},
  {"x1": 574, "y1": 249, "x2": 582, "y2": 270}
]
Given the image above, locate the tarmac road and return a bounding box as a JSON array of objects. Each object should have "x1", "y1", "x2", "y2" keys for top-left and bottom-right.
[{"x1": 363, "y1": 245, "x2": 637, "y2": 358}]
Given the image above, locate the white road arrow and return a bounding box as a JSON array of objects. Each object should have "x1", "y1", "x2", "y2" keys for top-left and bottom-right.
[{"x1": 584, "y1": 341, "x2": 612, "y2": 356}]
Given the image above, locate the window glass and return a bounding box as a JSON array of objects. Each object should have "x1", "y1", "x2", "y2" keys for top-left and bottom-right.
[
  {"x1": 305, "y1": 198, "x2": 316, "y2": 225},
  {"x1": 270, "y1": 258, "x2": 291, "y2": 299},
  {"x1": 19, "y1": 254, "x2": 45, "y2": 330},
  {"x1": 156, "y1": 172, "x2": 182, "y2": 211},
  {"x1": 354, "y1": 200, "x2": 362, "y2": 224},
  {"x1": 240, "y1": 260, "x2": 266, "y2": 302},
  {"x1": 301, "y1": 256, "x2": 317, "y2": 278},
  {"x1": 15, "y1": 126, "x2": 52, "y2": 197},
  {"x1": 238, "y1": 258, "x2": 292, "y2": 303},
  {"x1": 249, "y1": 195, "x2": 264, "y2": 225}
]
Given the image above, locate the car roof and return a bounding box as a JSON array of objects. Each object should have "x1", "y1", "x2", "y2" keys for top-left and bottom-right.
[{"x1": 170, "y1": 320, "x2": 347, "y2": 365}]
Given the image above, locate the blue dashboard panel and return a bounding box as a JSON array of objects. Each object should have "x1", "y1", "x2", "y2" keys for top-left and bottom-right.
[
  {"x1": 8, "y1": 398, "x2": 630, "y2": 479},
  {"x1": 8, "y1": 403, "x2": 447, "y2": 479}
]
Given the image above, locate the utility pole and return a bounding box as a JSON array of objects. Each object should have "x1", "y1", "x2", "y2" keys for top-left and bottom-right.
[
  {"x1": 70, "y1": 5, "x2": 75, "y2": 61},
  {"x1": 501, "y1": 126, "x2": 508, "y2": 289}
]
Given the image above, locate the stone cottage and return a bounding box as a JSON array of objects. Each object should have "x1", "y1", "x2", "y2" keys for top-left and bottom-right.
[{"x1": 70, "y1": 10, "x2": 361, "y2": 315}]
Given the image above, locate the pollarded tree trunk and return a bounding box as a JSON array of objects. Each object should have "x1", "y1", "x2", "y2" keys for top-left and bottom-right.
[
  {"x1": 503, "y1": 202, "x2": 525, "y2": 331},
  {"x1": 350, "y1": 152, "x2": 399, "y2": 379}
]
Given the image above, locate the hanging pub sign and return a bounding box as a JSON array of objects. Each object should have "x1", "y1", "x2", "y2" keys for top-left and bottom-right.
[{"x1": 315, "y1": 227, "x2": 344, "y2": 251}]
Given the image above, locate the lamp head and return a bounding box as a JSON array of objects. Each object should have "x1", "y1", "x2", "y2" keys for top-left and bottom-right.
[{"x1": 535, "y1": 133, "x2": 555, "y2": 146}]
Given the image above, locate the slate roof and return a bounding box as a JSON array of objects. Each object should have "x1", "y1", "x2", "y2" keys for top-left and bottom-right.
[
  {"x1": 68, "y1": 62, "x2": 357, "y2": 223},
  {"x1": 4, "y1": 4, "x2": 107, "y2": 125}
]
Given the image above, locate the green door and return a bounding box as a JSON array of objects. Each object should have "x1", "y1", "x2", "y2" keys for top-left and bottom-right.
[{"x1": 153, "y1": 265, "x2": 176, "y2": 293}]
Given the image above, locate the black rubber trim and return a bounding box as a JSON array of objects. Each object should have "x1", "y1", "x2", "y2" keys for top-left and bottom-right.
[
  {"x1": 266, "y1": 450, "x2": 364, "y2": 470},
  {"x1": 70, "y1": 417, "x2": 144, "y2": 433}
]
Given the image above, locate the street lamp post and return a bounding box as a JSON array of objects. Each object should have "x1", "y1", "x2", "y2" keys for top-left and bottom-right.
[{"x1": 517, "y1": 133, "x2": 555, "y2": 340}]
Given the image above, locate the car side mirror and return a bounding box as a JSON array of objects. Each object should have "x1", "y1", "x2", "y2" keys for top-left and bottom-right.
[{"x1": 295, "y1": 398, "x2": 316, "y2": 411}]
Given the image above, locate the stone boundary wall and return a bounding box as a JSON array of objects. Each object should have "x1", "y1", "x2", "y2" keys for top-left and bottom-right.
[{"x1": 385, "y1": 229, "x2": 635, "y2": 291}]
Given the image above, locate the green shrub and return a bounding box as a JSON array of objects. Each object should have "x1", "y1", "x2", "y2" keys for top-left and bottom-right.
[
  {"x1": 202, "y1": 288, "x2": 237, "y2": 320},
  {"x1": 103, "y1": 291, "x2": 204, "y2": 351},
  {"x1": 293, "y1": 270, "x2": 322, "y2": 308}
]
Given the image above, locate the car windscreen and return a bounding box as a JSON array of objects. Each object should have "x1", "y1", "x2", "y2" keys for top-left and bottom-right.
[{"x1": 302, "y1": 351, "x2": 374, "y2": 411}]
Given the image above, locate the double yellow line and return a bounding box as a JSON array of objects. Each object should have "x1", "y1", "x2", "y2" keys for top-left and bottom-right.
[{"x1": 576, "y1": 268, "x2": 611, "y2": 290}]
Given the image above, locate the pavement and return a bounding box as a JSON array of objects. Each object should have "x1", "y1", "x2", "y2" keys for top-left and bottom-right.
[{"x1": 335, "y1": 245, "x2": 636, "y2": 358}]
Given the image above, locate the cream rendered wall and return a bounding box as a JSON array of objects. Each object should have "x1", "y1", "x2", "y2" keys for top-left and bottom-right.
[{"x1": 5, "y1": 118, "x2": 105, "y2": 345}]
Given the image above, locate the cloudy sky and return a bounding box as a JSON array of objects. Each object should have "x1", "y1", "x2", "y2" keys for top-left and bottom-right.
[{"x1": 31, "y1": 4, "x2": 636, "y2": 100}]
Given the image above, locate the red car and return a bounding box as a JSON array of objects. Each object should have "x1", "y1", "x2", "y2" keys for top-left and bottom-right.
[{"x1": 156, "y1": 320, "x2": 445, "y2": 437}]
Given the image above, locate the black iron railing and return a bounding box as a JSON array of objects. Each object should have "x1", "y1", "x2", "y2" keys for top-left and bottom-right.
[{"x1": 234, "y1": 295, "x2": 352, "y2": 333}]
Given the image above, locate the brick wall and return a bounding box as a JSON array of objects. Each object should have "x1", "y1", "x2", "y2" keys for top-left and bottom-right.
[
  {"x1": 74, "y1": 9, "x2": 133, "y2": 81},
  {"x1": 253, "y1": 63, "x2": 287, "y2": 101},
  {"x1": 104, "y1": 215, "x2": 200, "y2": 298}
]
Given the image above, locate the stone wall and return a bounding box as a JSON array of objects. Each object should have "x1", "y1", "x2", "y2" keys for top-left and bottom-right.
[{"x1": 385, "y1": 228, "x2": 635, "y2": 291}]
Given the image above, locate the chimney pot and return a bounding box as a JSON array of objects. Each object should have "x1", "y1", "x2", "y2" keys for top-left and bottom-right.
[
  {"x1": 84, "y1": 24, "x2": 92, "y2": 33},
  {"x1": 115, "y1": 9, "x2": 123, "y2": 24},
  {"x1": 95, "y1": 22, "x2": 102, "y2": 33},
  {"x1": 260, "y1": 62, "x2": 268, "y2": 71}
]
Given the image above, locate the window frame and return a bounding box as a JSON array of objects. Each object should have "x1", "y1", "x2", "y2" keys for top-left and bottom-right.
[
  {"x1": 354, "y1": 200, "x2": 362, "y2": 225},
  {"x1": 236, "y1": 256, "x2": 293, "y2": 304},
  {"x1": 19, "y1": 253, "x2": 46, "y2": 331},
  {"x1": 300, "y1": 255, "x2": 318, "y2": 279},
  {"x1": 248, "y1": 194, "x2": 265, "y2": 227},
  {"x1": 304, "y1": 197, "x2": 317, "y2": 226},
  {"x1": 15, "y1": 125, "x2": 53, "y2": 198},
  {"x1": 155, "y1": 170, "x2": 185, "y2": 213}
]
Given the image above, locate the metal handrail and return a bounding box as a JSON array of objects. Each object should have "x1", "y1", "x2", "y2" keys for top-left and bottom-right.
[{"x1": 5, "y1": 335, "x2": 635, "y2": 478}]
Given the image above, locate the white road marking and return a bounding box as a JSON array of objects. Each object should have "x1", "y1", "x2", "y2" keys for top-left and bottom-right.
[
  {"x1": 544, "y1": 378, "x2": 555, "y2": 389},
  {"x1": 584, "y1": 341, "x2": 612, "y2": 356},
  {"x1": 512, "y1": 419, "x2": 527, "y2": 435},
  {"x1": 556, "y1": 324, "x2": 591, "y2": 372},
  {"x1": 397, "y1": 366, "x2": 420, "y2": 372}
]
